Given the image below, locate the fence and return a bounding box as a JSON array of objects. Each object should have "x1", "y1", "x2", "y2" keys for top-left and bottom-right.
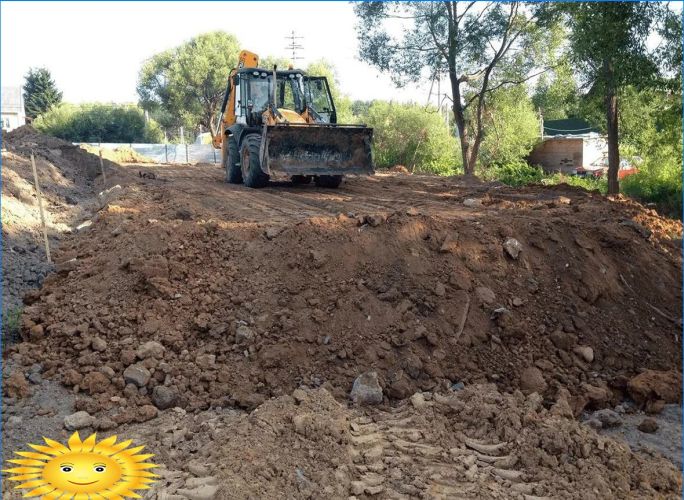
[{"x1": 79, "y1": 143, "x2": 219, "y2": 164}]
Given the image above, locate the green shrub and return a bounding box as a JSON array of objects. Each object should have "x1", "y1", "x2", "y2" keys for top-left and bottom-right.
[
  {"x1": 361, "y1": 101, "x2": 460, "y2": 174},
  {"x1": 479, "y1": 86, "x2": 541, "y2": 168},
  {"x1": 541, "y1": 172, "x2": 608, "y2": 193},
  {"x1": 622, "y1": 168, "x2": 682, "y2": 218},
  {"x1": 34, "y1": 103, "x2": 164, "y2": 143},
  {"x1": 2, "y1": 306, "x2": 22, "y2": 344},
  {"x1": 487, "y1": 160, "x2": 544, "y2": 187}
]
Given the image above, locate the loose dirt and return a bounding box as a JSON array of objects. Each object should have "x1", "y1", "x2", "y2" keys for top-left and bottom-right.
[{"x1": 2, "y1": 128, "x2": 682, "y2": 498}]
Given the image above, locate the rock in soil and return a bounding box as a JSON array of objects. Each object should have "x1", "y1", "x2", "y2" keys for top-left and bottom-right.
[{"x1": 350, "y1": 371, "x2": 383, "y2": 405}]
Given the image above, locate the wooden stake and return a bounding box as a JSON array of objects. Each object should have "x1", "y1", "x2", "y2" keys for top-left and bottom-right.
[
  {"x1": 99, "y1": 149, "x2": 107, "y2": 187},
  {"x1": 30, "y1": 153, "x2": 51, "y2": 263}
]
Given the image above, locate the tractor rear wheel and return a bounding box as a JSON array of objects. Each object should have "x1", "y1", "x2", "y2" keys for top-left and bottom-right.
[
  {"x1": 314, "y1": 175, "x2": 343, "y2": 188},
  {"x1": 240, "y1": 135, "x2": 269, "y2": 188},
  {"x1": 223, "y1": 135, "x2": 242, "y2": 184}
]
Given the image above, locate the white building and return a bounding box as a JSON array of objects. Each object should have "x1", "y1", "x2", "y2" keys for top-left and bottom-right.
[{"x1": 1, "y1": 87, "x2": 26, "y2": 131}]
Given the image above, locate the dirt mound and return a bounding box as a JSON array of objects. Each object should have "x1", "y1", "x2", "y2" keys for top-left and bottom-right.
[
  {"x1": 80, "y1": 144, "x2": 155, "y2": 164},
  {"x1": 1, "y1": 126, "x2": 124, "y2": 330},
  {"x1": 5, "y1": 167, "x2": 681, "y2": 427}
]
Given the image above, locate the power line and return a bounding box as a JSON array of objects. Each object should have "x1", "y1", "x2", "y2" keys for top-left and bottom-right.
[{"x1": 284, "y1": 30, "x2": 304, "y2": 67}]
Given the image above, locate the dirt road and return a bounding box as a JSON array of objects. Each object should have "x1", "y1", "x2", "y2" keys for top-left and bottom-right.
[{"x1": 3, "y1": 147, "x2": 683, "y2": 499}]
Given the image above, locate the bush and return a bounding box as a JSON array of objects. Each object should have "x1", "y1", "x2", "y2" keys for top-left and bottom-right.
[
  {"x1": 542, "y1": 173, "x2": 608, "y2": 193},
  {"x1": 622, "y1": 168, "x2": 682, "y2": 218},
  {"x1": 361, "y1": 101, "x2": 459, "y2": 174},
  {"x1": 34, "y1": 103, "x2": 164, "y2": 143},
  {"x1": 479, "y1": 86, "x2": 540, "y2": 168},
  {"x1": 486, "y1": 160, "x2": 544, "y2": 187}
]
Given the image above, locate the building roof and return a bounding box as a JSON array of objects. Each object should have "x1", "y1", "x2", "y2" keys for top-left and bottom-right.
[
  {"x1": 543, "y1": 118, "x2": 600, "y2": 137},
  {"x1": 2, "y1": 87, "x2": 24, "y2": 114}
]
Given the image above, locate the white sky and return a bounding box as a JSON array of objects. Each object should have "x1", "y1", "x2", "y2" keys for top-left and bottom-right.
[{"x1": 1, "y1": 2, "x2": 435, "y2": 106}]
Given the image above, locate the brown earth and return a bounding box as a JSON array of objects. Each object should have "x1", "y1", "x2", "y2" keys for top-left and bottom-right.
[
  {"x1": 2, "y1": 128, "x2": 682, "y2": 498},
  {"x1": 8, "y1": 162, "x2": 682, "y2": 413},
  {"x1": 2, "y1": 126, "x2": 121, "y2": 319}
]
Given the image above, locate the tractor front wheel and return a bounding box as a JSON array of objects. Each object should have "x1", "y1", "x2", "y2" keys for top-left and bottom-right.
[
  {"x1": 223, "y1": 134, "x2": 242, "y2": 184},
  {"x1": 240, "y1": 135, "x2": 269, "y2": 188}
]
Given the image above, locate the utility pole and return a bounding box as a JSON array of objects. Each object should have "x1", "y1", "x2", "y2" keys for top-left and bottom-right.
[{"x1": 284, "y1": 30, "x2": 304, "y2": 67}]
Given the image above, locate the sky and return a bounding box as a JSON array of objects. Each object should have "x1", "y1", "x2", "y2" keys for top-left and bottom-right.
[{"x1": 1, "y1": 2, "x2": 437, "y2": 106}]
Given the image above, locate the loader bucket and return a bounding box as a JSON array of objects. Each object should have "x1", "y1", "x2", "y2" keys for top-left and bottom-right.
[{"x1": 260, "y1": 124, "x2": 374, "y2": 176}]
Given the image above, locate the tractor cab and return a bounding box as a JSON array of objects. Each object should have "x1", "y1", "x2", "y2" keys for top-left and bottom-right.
[{"x1": 234, "y1": 68, "x2": 336, "y2": 126}]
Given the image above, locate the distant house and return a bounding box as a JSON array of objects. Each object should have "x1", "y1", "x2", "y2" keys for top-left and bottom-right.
[
  {"x1": 528, "y1": 118, "x2": 607, "y2": 175},
  {"x1": 1, "y1": 87, "x2": 26, "y2": 131}
]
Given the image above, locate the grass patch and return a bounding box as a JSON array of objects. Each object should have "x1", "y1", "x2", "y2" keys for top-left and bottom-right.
[{"x1": 2, "y1": 306, "x2": 23, "y2": 345}]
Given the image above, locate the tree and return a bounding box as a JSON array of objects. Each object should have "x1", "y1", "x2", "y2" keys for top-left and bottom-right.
[
  {"x1": 362, "y1": 101, "x2": 459, "y2": 173},
  {"x1": 137, "y1": 31, "x2": 240, "y2": 133},
  {"x1": 479, "y1": 85, "x2": 540, "y2": 168},
  {"x1": 354, "y1": 2, "x2": 550, "y2": 175},
  {"x1": 532, "y1": 59, "x2": 580, "y2": 120},
  {"x1": 23, "y1": 67, "x2": 63, "y2": 120},
  {"x1": 553, "y1": 2, "x2": 666, "y2": 194},
  {"x1": 34, "y1": 103, "x2": 163, "y2": 143}
]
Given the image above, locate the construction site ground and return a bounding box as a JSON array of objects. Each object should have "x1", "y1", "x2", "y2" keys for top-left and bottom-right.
[{"x1": 2, "y1": 127, "x2": 682, "y2": 499}]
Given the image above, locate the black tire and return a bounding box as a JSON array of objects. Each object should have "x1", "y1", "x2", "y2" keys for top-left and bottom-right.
[
  {"x1": 314, "y1": 175, "x2": 343, "y2": 188},
  {"x1": 223, "y1": 135, "x2": 242, "y2": 184},
  {"x1": 240, "y1": 134, "x2": 269, "y2": 188},
  {"x1": 291, "y1": 175, "x2": 312, "y2": 185}
]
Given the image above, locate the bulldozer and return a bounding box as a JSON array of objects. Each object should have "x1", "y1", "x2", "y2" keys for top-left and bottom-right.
[{"x1": 212, "y1": 50, "x2": 374, "y2": 188}]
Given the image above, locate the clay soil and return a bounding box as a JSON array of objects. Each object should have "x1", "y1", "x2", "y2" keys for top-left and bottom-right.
[{"x1": 2, "y1": 129, "x2": 682, "y2": 499}]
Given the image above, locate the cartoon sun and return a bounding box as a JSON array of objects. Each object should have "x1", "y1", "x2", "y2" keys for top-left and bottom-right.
[{"x1": 3, "y1": 432, "x2": 159, "y2": 499}]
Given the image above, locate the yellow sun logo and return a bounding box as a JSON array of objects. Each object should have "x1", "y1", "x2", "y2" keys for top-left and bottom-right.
[{"x1": 3, "y1": 432, "x2": 159, "y2": 499}]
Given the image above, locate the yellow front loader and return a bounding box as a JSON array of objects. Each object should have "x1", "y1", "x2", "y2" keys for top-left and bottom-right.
[{"x1": 212, "y1": 50, "x2": 374, "y2": 188}]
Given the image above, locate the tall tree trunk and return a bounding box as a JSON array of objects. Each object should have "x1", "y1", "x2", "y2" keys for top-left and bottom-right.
[
  {"x1": 450, "y1": 73, "x2": 474, "y2": 175},
  {"x1": 604, "y1": 59, "x2": 620, "y2": 195}
]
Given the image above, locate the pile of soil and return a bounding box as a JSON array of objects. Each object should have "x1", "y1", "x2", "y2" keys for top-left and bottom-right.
[
  {"x1": 6, "y1": 166, "x2": 681, "y2": 422},
  {"x1": 1, "y1": 126, "x2": 122, "y2": 322},
  {"x1": 80, "y1": 144, "x2": 155, "y2": 164}
]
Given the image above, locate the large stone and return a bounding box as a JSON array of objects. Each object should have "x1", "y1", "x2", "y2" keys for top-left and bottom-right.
[
  {"x1": 64, "y1": 411, "x2": 95, "y2": 431},
  {"x1": 550, "y1": 330, "x2": 577, "y2": 351},
  {"x1": 235, "y1": 325, "x2": 255, "y2": 345},
  {"x1": 152, "y1": 385, "x2": 179, "y2": 410},
  {"x1": 519, "y1": 366, "x2": 547, "y2": 395},
  {"x1": 137, "y1": 340, "x2": 165, "y2": 359},
  {"x1": 573, "y1": 345, "x2": 594, "y2": 363},
  {"x1": 592, "y1": 409, "x2": 622, "y2": 428},
  {"x1": 627, "y1": 370, "x2": 681, "y2": 405},
  {"x1": 475, "y1": 286, "x2": 496, "y2": 304},
  {"x1": 638, "y1": 418, "x2": 659, "y2": 433},
  {"x1": 91, "y1": 337, "x2": 107, "y2": 352},
  {"x1": 503, "y1": 238, "x2": 523, "y2": 259},
  {"x1": 350, "y1": 371, "x2": 383, "y2": 405},
  {"x1": 123, "y1": 364, "x2": 151, "y2": 387},
  {"x1": 582, "y1": 383, "x2": 611, "y2": 407}
]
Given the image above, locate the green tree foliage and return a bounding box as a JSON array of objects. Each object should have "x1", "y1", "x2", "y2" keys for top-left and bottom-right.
[
  {"x1": 551, "y1": 2, "x2": 667, "y2": 194},
  {"x1": 361, "y1": 101, "x2": 459, "y2": 174},
  {"x1": 479, "y1": 86, "x2": 540, "y2": 168},
  {"x1": 354, "y1": 2, "x2": 552, "y2": 175},
  {"x1": 22, "y1": 67, "x2": 63, "y2": 120},
  {"x1": 34, "y1": 103, "x2": 163, "y2": 143},
  {"x1": 137, "y1": 31, "x2": 240, "y2": 132},
  {"x1": 532, "y1": 60, "x2": 580, "y2": 120}
]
